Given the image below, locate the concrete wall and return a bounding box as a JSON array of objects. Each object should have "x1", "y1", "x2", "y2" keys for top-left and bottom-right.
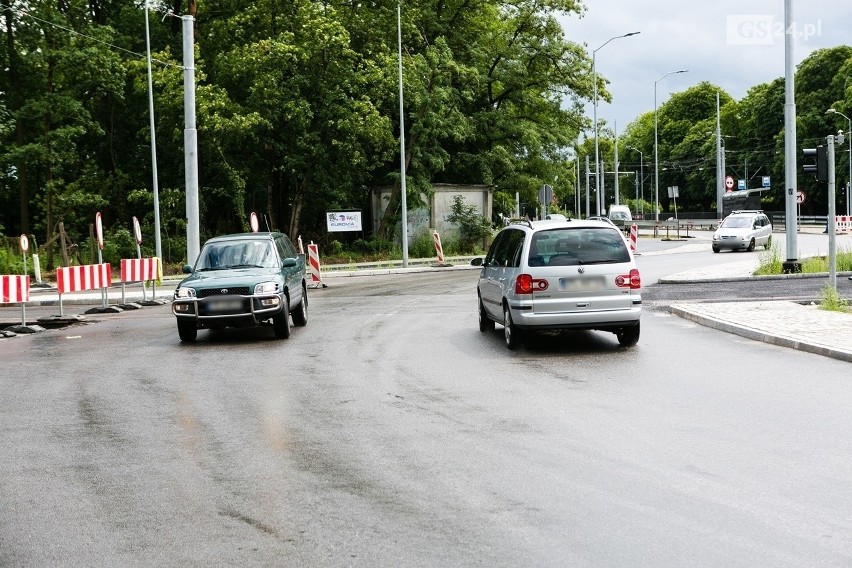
[{"x1": 372, "y1": 184, "x2": 493, "y2": 244}]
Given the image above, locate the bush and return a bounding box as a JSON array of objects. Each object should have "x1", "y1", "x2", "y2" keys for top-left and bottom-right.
[{"x1": 446, "y1": 195, "x2": 492, "y2": 253}]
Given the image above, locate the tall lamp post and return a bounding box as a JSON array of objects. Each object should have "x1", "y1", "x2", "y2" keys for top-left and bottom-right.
[
  {"x1": 627, "y1": 146, "x2": 643, "y2": 217},
  {"x1": 654, "y1": 69, "x2": 688, "y2": 222},
  {"x1": 593, "y1": 32, "x2": 640, "y2": 216},
  {"x1": 827, "y1": 108, "x2": 852, "y2": 216}
]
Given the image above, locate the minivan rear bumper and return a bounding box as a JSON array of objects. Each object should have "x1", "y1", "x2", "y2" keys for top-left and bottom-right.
[{"x1": 509, "y1": 304, "x2": 641, "y2": 331}]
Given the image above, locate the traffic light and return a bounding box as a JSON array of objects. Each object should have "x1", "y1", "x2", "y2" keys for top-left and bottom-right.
[{"x1": 802, "y1": 146, "x2": 828, "y2": 182}]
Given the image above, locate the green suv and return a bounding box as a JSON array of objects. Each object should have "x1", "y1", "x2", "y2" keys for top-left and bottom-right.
[{"x1": 172, "y1": 232, "x2": 308, "y2": 342}]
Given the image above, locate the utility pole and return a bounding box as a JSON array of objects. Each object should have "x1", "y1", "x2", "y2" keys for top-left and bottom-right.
[
  {"x1": 827, "y1": 135, "x2": 837, "y2": 289},
  {"x1": 613, "y1": 121, "x2": 620, "y2": 206},
  {"x1": 182, "y1": 15, "x2": 200, "y2": 265},
  {"x1": 782, "y1": 0, "x2": 800, "y2": 272},
  {"x1": 585, "y1": 155, "x2": 590, "y2": 219}
]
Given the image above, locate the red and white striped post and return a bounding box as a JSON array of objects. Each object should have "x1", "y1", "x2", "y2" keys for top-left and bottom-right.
[
  {"x1": 307, "y1": 242, "x2": 325, "y2": 288},
  {"x1": 629, "y1": 224, "x2": 638, "y2": 252},
  {"x1": 432, "y1": 231, "x2": 445, "y2": 264}
]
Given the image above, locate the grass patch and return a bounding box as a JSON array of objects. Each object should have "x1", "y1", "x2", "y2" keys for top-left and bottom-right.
[
  {"x1": 755, "y1": 243, "x2": 852, "y2": 275},
  {"x1": 819, "y1": 284, "x2": 851, "y2": 313}
]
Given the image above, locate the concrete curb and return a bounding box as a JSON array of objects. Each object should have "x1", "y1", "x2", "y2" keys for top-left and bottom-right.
[{"x1": 669, "y1": 303, "x2": 852, "y2": 364}]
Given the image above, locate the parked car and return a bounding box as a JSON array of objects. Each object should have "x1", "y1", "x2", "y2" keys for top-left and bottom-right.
[
  {"x1": 471, "y1": 219, "x2": 642, "y2": 350},
  {"x1": 712, "y1": 210, "x2": 772, "y2": 253},
  {"x1": 172, "y1": 232, "x2": 308, "y2": 342}
]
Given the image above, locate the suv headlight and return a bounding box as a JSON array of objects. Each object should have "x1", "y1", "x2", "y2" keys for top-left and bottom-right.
[
  {"x1": 175, "y1": 287, "x2": 196, "y2": 299},
  {"x1": 254, "y1": 281, "x2": 278, "y2": 294}
]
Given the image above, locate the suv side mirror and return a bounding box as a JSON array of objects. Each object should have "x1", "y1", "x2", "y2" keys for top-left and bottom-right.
[{"x1": 470, "y1": 257, "x2": 483, "y2": 267}]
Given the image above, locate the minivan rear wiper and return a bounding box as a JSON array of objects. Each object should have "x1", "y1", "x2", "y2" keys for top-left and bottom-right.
[{"x1": 579, "y1": 258, "x2": 622, "y2": 265}]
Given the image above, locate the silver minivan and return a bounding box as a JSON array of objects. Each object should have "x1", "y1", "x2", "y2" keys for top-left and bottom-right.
[{"x1": 471, "y1": 219, "x2": 642, "y2": 350}]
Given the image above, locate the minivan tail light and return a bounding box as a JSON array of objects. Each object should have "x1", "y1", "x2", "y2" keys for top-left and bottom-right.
[
  {"x1": 615, "y1": 268, "x2": 641, "y2": 289},
  {"x1": 515, "y1": 274, "x2": 548, "y2": 294}
]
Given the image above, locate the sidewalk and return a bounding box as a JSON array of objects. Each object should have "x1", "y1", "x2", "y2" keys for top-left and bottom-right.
[{"x1": 2, "y1": 245, "x2": 852, "y2": 363}]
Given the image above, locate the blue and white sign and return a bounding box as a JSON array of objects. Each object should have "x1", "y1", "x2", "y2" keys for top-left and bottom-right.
[
  {"x1": 326, "y1": 210, "x2": 363, "y2": 232},
  {"x1": 737, "y1": 179, "x2": 746, "y2": 190},
  {"x1": 762, "y1": 176, "x2": 771, "y2": 188}
]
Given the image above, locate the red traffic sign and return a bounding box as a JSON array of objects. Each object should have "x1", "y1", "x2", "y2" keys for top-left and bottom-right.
[
  {"x1": 19, "y1": 234, "x2": 29, "y2": 253},
  {"x1": 250, "y1": 211, "x2": 260, "y2": 232},
  {"x1": 796, "y1": 190, "x2": 805, "y2": 204},
  {"x1": 132, "y1": 216, "x2": 143, "y2": 245},
  {"x1": 725, "y1": 176, "x2": 734, "y2": 191},
  {"x1": 95, "y1": 212, "x2": 104, "y2": 250}
]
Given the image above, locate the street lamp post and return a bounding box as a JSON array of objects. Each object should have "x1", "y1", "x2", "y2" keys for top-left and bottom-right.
[
  {"x1": 593, "y1": 32, "x2": 640, "y2": 217},
  {"x1": 827, "y1": 108, "x2": 852, "y2": 216},
  {"x1": 627, "y1": 146, "x2": 643, "y2": 217},
  {"x1": 654, "y1": 69, "x2": 688, "y2": 222}
]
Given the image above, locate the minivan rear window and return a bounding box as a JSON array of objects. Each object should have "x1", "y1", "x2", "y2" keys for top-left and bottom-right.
[{"x1": 528, "y1": 228, "x2": 629, "y2": 267}]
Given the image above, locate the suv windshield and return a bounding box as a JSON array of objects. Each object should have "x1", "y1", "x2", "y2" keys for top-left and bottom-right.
[
  {"x1": 196, "y1": 239, "x2": 279, "y2": 271},
  {"x1": 528, "y1": 228, "x2": 629, "y2": 266}
]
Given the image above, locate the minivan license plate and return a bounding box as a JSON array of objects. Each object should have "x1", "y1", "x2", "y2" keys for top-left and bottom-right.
[{"x1": 559, "y1": 276, "x2": 605, "y2": 291}]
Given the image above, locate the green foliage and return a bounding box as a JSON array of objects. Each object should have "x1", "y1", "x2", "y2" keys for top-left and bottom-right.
[
  {"x1": 754, "y1": 242, "x2": 783, "y2": 275},
  {"x1": 819, "y1": 284, "x2": 850, "y2": 313},
  {"x1": 0, "y1": 242, "x2": 25, "y2": 275},
  {"x1": 445, "y1": 195, "x2": 492, "y2": 253}
]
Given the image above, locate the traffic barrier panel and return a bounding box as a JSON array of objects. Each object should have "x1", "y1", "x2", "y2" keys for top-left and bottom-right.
[
  {"x1": 56, "y1": 263, "x2": 112, "y2": 316},
  {"x1": 629, "y1": 224, "x2": 638, "y2": 252},
  {"x1": 835, "y1": 216, "x2": 852, "y2": 233},
  {"x1": 0, "y1": 274, "x2": 31, "y2": 330},
  {"x1": 308, "y1": 242, "x2": 325, "y2": 288},
  {"x1": 432, "y1": 231, "x2": 445, "y2": 264},
  {"x1": 1, "y1": 274, "x2": 29, "y2": 304},
  {"x1": 120, "y1": 257, "x2": 162, "y2": 304}
]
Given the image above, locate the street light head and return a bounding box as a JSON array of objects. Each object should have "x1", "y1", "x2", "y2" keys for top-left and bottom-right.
[
  {"x1": 624, "y1": 32, "x2": 641, "y2": 37},
  {"x1": 827, "y1": 108, "x2": 837, "y2": 114},
  {"x1": 676, "y1": 69, "x2": 688, "y2": 74}
]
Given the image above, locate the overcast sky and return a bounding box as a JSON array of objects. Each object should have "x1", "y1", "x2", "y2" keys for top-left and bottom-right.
[{"x1": 558, "y1": 1, "x2": 852, "y2": 138}]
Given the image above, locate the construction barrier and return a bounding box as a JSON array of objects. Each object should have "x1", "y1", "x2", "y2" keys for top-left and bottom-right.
[
  {"x1": 0, "y1": 275, "x2": 31, "y2": 330},
  {"x1": 56, "y1": 263, "x2": 112, "y2": 316},
  {"x1": 629, "y1": 224, "x2": 638, "y2": 252},
  {"x1": 836, "y1": 216, "x2": 852, "y2": 233},
  {"x1": 307, "y1": 242, "x2": 325, "y2": 288},
  {"x1": 1, "y1": 274, "x2": 29, "y2": 304},
  {"x1": 120, "y1": 257, "x2": 163, "y2": 305},
  {"x1": 432, "y1": 231, "x2": 445, "y2": 264}
]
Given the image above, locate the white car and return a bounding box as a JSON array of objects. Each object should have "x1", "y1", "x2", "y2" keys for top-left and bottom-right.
[
  {"x1": 471, "y1": 219, "x2": 642, "y2": 350},
  {"x1": 712, "y1": 210, "x2": 772, "y2": 253}
]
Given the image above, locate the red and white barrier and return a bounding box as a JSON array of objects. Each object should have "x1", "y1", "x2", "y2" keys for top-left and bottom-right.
[
  {"x1": 835, "y1": 216, "x2": 852, "y2": 233},
  {"x1": 308, "y1": 242, "x2": 324, "y2": 287},
  {"x1": 120, "y1": 257, "x2": 162, "y2": 304},
  {"x1": 432, "y1": 231, "x2": 445, "y2": 264},
  {"x1": 629, "y1": 224, "x2": 638, "y2": 252},
  {"x1": 120, "y1": 257, "x2": 160, "y2": 283},
  {"x1": 1, "y1": 274, "x2": 31, "y2": 329},
  {"x1": 1, "y1": 275, "x2": 29, "y2": 304},
  {"x1": 56, "y1": 263, "x2": 112, "y2": 315}
]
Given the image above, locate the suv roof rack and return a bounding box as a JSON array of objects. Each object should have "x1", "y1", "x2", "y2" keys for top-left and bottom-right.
[{"x1": 731, "y1": 209, "x2": 763, "y2": 214}]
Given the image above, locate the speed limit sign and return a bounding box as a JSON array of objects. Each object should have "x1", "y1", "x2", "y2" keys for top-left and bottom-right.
[
  {"x1": 250, "y1": 211, "x2": 260, "y2": 233},
  {"x1": 95, "y1": 212, "x2": 104, "y2": 250},
  {"x1": 20, "y1": 234, "x2": 29, "y2": 253}
]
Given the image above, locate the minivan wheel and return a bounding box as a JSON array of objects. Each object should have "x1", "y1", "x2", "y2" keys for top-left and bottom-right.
[
  {"x1": 616, "y1": 322, "x2": 640, "y2": 347},
  {"x1": 479, "y1": 297, "x2": 495, "y2": 333},
  {"x1": 712, "y1": 245, "x2": 720, "y2": 253},
  {"x1": 764, "y1": 235, "x2": 772, "y2": 250},
  {"x1": 747, "y1": 238, "x2": 756, "y2": 252},
  {"x1": 503, "y1": 304, "x2": 520, "y2": 350}
]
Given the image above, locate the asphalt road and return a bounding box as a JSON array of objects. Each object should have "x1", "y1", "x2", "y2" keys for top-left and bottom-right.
[{"x1": 1, "y1": 265, "x2": 851, "y2": 567}]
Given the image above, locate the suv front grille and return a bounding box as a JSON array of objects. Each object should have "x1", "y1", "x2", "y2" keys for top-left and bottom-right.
[{"x1": 197, "y1": 286, "x2": 251, "y2": 298}]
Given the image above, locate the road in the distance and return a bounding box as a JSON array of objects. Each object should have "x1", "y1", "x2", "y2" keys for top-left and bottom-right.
[{"x1": 0, "y1": 265, "x2": 851, "y2": 566}]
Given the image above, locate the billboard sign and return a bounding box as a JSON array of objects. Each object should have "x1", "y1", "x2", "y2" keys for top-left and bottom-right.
[{"x1": 326, "y1": 210, "x2": 363, "y2": 232}]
